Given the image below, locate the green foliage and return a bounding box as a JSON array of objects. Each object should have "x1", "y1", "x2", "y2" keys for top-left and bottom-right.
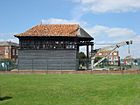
[
  {"x1": 79, "y1": 52, "x2": 87, "y2": 59},
  {"x1": 134, "y1": 59, "x2": 138, "y2": 63},
  {"x1": 79, "y1": 52, "x2": 87, "y2": 68},
  {"x1": 0, "y1": 74, "x2": 140, "y2": 105},
  {"x1": 94, "y1": 56, "x2": 102, "y2": 63}
]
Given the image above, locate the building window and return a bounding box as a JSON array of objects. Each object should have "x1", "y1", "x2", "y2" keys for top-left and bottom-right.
[
  {"x1": 113, "y1": 52, "x2": 117, "y2": 55},
  {"x1": 5, "y1": 47, "x2": 9, "y2": 54},
  {"x1": 114, "y1": 56, "x2": 118, "y2": 60},
  {"x1": 99, "y1": 53, "x2": 102, "y2": 56},
  {"x1": 109, "y1": 57, "x2": 112, "y2": 61},
  {"x1": 12, "y1": 49, "x2": 15, "y2": 55}
]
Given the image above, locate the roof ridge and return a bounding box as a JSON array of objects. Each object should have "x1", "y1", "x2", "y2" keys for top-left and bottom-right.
[{"x1": 37, "y1": 24, "x2": 80, "y2": 27}]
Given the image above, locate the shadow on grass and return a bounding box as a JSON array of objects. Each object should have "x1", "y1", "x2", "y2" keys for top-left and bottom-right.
[{"x1": 0, "y1": 96, "x2": 12, "y2": 101}]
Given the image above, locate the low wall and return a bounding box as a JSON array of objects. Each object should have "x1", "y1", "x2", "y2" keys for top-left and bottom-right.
[{"x1": 0, "y1": 70, "x2": 140, "y2": 74}]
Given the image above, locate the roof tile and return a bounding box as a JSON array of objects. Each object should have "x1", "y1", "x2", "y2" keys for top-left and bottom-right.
[{"x1": 15, "y1": 24, "x2": 80, "y2": 37}]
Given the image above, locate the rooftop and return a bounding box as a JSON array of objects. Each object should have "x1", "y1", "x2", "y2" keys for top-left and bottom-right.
[{"x1": 15, "y1": 24, "x2": 93, "y2": 39}]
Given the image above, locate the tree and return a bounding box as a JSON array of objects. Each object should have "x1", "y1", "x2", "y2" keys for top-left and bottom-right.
[
  {"x1": 78, "y1": 52, "x2": 87, "y2": 69},
  {"x1": 134, "y1": 59, "x2": 138, "y2": 65},
  {"x1": 94, "y1": 56, "x2": 102, "y2": 63},
  {"x1": 78, "y1": 52, "x2": 87, "y2": 59}
]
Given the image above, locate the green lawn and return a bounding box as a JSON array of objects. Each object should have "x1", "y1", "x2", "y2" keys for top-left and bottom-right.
[{"x1": 0, "y1": 74, "x2": 140, "y2": 105}]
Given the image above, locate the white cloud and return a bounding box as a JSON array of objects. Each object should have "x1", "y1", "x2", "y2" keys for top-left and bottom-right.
[
  {"x1": 126, "y1": 35, "x2": 140, "y2": 58},
  {"x1": 41, "y1": 18, "x2": 87, "y2": 26},
  {"x1": 73, "y1": 0, "x2": 140, "y2": 13},
  {"x1": 0, "y1": 38, "x2": 18, "y2": 43},
  {"x1": 0, "y1": 33, "x2": 18, "y2": 43},
  {"x1": 86, "y1": 25, "x2": 109, "y2": 36},
  {"x1": 8, "y1": 38, "x2": 19, "y2": 43},
  {"x1": 132, "y1": 35, "x2": 140, "y2": 42},
  {"x1": 107, "y1": 28, "x2": 136, "y2": 37},
  {"x1": 86, "y1": 25, "x2": 136, "y2": 40}
]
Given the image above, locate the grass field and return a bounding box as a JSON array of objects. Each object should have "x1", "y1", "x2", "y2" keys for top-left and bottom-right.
[{"x1": 0, "y1": 74, "x2": 140, "y2": 105}]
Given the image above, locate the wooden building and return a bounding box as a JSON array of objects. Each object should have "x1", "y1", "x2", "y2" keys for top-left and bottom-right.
[
  {"x1": 15, "y1": 24, "x2": 94, "y2": 70},
  {"x1": 0, "y1": 41, "x2": 18, "y2": 62}
]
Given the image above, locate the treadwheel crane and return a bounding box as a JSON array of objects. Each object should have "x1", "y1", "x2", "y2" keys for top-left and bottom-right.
[{"x1": 91, "y1": 40, "x2": 133, "y2": 70}]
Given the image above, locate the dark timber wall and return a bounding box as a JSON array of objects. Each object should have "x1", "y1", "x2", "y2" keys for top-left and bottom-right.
[{"x1": 18, "y1": 50, "x2": 78, "y2": 70}]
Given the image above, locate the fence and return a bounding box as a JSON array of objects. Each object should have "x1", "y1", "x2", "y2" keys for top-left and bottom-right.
[
  {"x1": 0, "y1": 59, "x2": 17, "y2": 71},
  {"x1": 18, "y1": 58, "x2": 79, "y2": 70},
  {"x1": 79, "y1": 58, "x2": 140, "y2": 70},
  {"x1": 0, "y1": 58, "x2": 140, "y2": 71}
]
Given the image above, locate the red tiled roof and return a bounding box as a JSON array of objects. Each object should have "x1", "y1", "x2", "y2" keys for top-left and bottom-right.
[{"x1": 15, "y1": 24, "x2": 81, "y2": 37}]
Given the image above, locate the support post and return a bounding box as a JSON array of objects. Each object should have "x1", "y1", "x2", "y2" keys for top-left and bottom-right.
[
  {"x1": 87, "y1": 45, "x2": 89, "y2": 59},
  {"x1": 77, "y1": 45, "x2": 79, "y2": 58},
  {"x1": 77, "y1": 45, "x2": 79, "y2": 70},
  {"x1": 86, "y1": 45, "x2": 89, "y2": 70},
  {"x1": 91, "y1": 44, "x2": 93, "y2": 52}
]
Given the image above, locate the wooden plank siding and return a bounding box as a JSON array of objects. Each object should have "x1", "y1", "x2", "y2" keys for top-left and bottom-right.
[{"x1": 18, "y1": 49, "x2": 78, "y2": 70}]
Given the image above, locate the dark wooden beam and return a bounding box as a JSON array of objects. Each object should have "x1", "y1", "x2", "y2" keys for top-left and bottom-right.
[{"x1": 86, "y1": 45, "x2": 89, "y2": 59}]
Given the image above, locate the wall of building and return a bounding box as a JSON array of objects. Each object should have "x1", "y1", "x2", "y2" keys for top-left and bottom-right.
[
  {"x1": 95, "y1": 50, "x2": 119, "y2": 65},
  {"x1": 0, "y1": 46, "x2": 18, "y2": 62},
  {"x1": 0, "y1": 46, "x2": 11, "y2": 59},
  {"x1": 0, "y1": 47, "x2": 5, "y2": 59},
  {"x1": 18, "y1": 49, "x2": 78, "y2": 70},
  {"x1": 11, "y1": 46, "x2": 18, "y2": 61}
]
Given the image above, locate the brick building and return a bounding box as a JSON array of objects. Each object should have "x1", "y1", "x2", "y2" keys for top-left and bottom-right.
[
  {"x1": 95, "y1": 50, "x2": 120, "y2": 65},
  {"x1": 0, "y1": 41, "x2": 18, "y2": 62}
]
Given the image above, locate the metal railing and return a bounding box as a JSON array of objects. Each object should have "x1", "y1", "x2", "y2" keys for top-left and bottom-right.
[{"x1": 0, "y1": 59, "x2": 17, "y2": 71}]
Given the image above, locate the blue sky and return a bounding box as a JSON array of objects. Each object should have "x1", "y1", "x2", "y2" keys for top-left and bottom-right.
[{"x1": 0, "y1": 0, "x2": 140, "y2": 58}]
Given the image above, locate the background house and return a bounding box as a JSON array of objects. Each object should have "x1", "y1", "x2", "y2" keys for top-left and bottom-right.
[
  {"x1": 0, "y1": 41, "x2": 18, "y2": 62},
  {"x1": 95, "y1": 50, "x2": 120, "y2": 66}
]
